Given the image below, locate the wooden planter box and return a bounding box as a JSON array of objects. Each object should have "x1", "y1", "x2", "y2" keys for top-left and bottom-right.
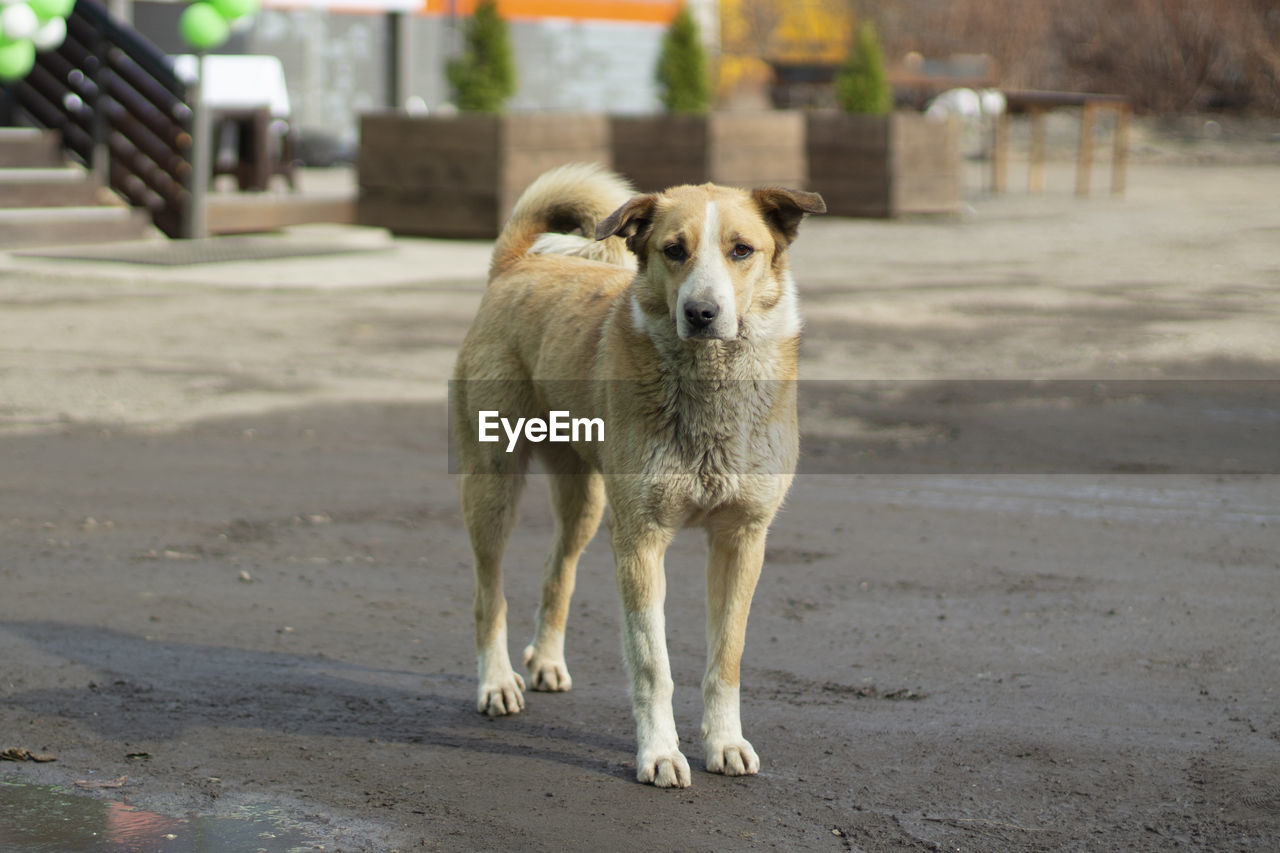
[
  {"x1": 356, "y1": 113, "x2": 611, "y2": 239},
  {"x1": 806, "y1": 112, "x2": 961, "y2": 218},
  {"x1": 611, "y1": 112, "x2": 806, "y2": 193}
]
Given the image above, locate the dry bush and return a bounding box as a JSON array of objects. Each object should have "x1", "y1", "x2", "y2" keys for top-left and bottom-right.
[
  {"x1": 847, "y1": 0, "x2": 1056, "y2": 88},
  {"x1": 1055, "y1": 0, "x2": 1280, "y2": 113},
  {"x1": 854, "y1": 0, "x2": 1280, "y2": 114}
]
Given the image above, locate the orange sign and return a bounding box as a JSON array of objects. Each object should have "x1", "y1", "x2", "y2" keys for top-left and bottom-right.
[{"x1": 422, "y1": 0, "x2": 680, "y2": 24}]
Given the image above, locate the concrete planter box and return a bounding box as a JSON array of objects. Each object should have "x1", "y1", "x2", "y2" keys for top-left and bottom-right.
[
  {"x1": 806, "y1": 112, "x2": 961, "y2": 218},
  {"x1": 611, "y1": 112, "x2": 806, "y2": 193},
  {"x1": 356, "y1": 113, "x2": 611, "y2": 239}
]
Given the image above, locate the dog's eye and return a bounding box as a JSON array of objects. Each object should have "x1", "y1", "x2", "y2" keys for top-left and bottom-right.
[
  {"x1": 731, "y1": 243, "x2": 754, "y2": 260},
  {"x1": 663, "y1": 243, "x2": 688, "y2": 262}
]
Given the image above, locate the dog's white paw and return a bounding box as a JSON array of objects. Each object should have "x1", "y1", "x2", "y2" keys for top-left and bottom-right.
[
  {"x1": 636, "y1": 748, "x2": 692, "y2": 788},
  {"x1": 704, "y1": 737, "x2": 760, "y2": 776},
  {"x1": 522, "y1": 645, "x2": 572, "y2": 692},
  {"x1": 477, "y1": 671, "x2": 526, "y2": 717}
]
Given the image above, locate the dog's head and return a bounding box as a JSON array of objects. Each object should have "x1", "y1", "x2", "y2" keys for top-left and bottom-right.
[{"x1": 595, "y1": 184, "x2": 825, "y2": 342}]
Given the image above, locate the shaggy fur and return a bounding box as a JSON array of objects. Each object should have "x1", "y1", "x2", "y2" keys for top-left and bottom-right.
[{"x1": 452, "y1": 163, "x2": 824, "y2": 787}]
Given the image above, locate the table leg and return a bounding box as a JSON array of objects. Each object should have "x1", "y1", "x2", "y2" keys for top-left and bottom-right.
[
  {"x1": 1077, "y1": 103, "x2": 1098, "y2": 197},
  {"x1": 1111, "y1": 103, "x2": 1130, "y2": 196},
  {"x1": 992, "y1": 111, "x2": 1010, "y2": 193},
  {"x1": 1029, "y1": 106, "x2": 1046, "y2": 193}
]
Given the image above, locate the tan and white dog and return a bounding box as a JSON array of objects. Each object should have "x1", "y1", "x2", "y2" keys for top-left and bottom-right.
[{"x1": 452, "y1": 163, "x2": 824, "y2": 787}]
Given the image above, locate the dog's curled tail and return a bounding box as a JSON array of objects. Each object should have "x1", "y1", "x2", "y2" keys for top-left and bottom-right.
[{"x1": 490, "y1": 162, "x2": 636, "y2": 279}]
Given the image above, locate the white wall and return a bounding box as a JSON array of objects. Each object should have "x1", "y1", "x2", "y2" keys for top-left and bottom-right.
[
  {"x1": 131, "y1": 4, "x2": 671, "y2": 158},
  {"x1": 506, "y1": 18, "x2": 665, "y2": 115}
]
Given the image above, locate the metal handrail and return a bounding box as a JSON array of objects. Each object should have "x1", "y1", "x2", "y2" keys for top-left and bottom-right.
[{"x1": 2, "y1": 0, "x2": 194, "y2": 237}]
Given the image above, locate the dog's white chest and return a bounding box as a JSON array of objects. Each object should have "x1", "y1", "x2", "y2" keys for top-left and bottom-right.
[{"x1": 635, "y1": 381, "x2": 796, "y2": 512}]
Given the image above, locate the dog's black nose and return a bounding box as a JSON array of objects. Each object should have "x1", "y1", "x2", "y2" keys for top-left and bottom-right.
[{"x1": 683, "y1": 300, "x2": 719, "y2": 329}]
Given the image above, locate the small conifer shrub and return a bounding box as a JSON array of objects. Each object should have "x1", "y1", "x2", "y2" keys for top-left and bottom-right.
[
  {"x1": 656, "y1": 5, "x2": 710, "y2": 114},
  {"x1": 446, "y1": 0, "x2": 516, "y2": 114},
  {"x1": 835, "y1": 20, "x2": 892, "y2": 115}
]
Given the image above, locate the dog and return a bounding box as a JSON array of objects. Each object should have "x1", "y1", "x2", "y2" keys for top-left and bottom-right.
[{"x1": 452, "y1": 163, "x2": 824, "y2": 788}]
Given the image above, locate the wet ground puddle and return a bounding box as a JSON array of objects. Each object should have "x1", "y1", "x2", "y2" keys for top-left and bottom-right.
[{"x1": 0, "y1": 780, "x2": 321, "y2": 852}]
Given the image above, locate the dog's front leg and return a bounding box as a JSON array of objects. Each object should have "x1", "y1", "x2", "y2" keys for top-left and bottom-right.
[
  {"x1": 702, "y1": 522, "x2": 768, "y2": 776},
  {"x1": 613, "y1": 520, "x2": 689, "y2": 788}
]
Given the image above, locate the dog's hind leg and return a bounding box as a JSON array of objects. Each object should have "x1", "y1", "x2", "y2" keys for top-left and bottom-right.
[
  {"x1": 701, "y1": 521, "x2": 768, "y2": 776},
  {"x1": 523, "y1": 453, "x2": 605, "y2": 692},
  {"x1": 461, "y1": 456, "x2": 529, "y2": 717}
]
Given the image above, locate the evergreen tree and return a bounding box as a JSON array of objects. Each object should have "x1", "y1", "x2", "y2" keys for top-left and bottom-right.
[
  {"x1": 446, "y1": 0, "x2": 516, "y2": 113},
  {"x1": 835, "y1": 20, "x2": 892, "y2": 115},
  {"x1": 656, "y1": 5, "x2": 710, "y2": 114}
]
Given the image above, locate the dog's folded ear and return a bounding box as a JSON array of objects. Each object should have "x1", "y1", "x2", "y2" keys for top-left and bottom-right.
[
  {"x1": 595, "y1": 194, "x2": 659, "y2": 256},
  {"x1": 752, "y1": 188, "x2": 826, "y2": 245}
]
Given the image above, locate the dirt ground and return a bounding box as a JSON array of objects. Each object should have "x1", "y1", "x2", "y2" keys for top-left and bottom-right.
[{"x1": 2, "y1": 156, "x2": 1279, "y2": 851}]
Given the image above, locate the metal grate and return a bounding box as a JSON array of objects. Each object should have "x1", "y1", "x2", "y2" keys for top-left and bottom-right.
[{"x1": 19, "y1": 235, "x2": 386, "y2": 266}]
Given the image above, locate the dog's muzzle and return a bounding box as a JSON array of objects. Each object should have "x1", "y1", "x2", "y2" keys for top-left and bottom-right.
[{"x1": 683, "y1": 300, "x2": 720, "y2": 331}]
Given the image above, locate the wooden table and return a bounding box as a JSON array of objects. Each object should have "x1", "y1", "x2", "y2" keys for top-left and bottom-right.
[
  {"x1": 992, "y1": 89, "x2": 1132, "y2": 197},
  {"x1": 211, "y1": 107, "x2": 297, "y2": 193}
]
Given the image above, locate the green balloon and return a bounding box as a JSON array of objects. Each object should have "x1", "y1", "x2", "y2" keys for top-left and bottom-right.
[
  {"x1": 0, "y1": 38, "x2": 35, "y2": 81},
  {"x1": 29, "y1": 0, "x2": 76, "y2": 22},
  {"x1": 179, "y1": 2, "x2": 228, "y2": 50},
  {"x1": 209, "y1": 0, "x2": 257, "y2": 21}
]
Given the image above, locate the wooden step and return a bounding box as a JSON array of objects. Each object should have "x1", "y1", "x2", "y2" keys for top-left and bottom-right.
[
  {"x1": 0, "y1": 127, "x2": 65, "y2": 168},
  {"x1": 0, "y1": 167, "x2": 109, "y2": 207},
  {"x1": 0, "y1": 206, "x2": 156, "y2": 248}
]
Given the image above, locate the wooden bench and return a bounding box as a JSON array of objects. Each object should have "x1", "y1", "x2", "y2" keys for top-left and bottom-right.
[{"x1": 993, "y1": 89, "x2": 1132, "y2": 197}]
